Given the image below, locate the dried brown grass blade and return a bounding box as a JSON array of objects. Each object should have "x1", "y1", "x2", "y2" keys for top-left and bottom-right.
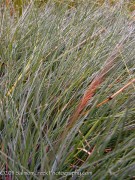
[{"x1": 97, "y1": 78, "x2": 135, "y2": 107}]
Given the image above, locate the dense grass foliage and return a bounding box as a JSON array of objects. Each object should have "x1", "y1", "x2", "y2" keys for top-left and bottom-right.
[
  {"x1": 3, "y1": 0, "x2": 135, "y2": 16},
  {"x1": 0, "y1": 1, "x2": 135, "y2": 179}
]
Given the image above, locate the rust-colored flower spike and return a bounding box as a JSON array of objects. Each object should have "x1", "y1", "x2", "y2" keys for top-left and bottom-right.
[{"x1": 65, "y1": 44, "x2": 122, "y2": 133}]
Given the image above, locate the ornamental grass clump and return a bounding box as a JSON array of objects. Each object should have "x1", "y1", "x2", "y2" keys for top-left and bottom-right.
[{"x1": 0, "y1": 1, "x2": 135, "y2": 179}]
